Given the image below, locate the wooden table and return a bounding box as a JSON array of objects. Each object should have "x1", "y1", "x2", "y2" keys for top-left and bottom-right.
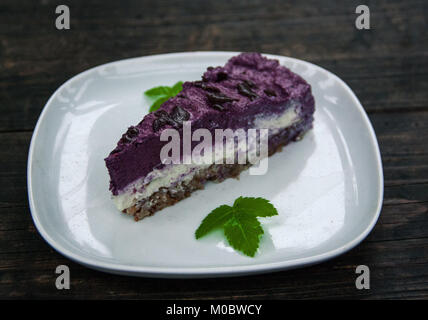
[{"x1": 1, "y1": 0, "x2": 427, "y2": 299}]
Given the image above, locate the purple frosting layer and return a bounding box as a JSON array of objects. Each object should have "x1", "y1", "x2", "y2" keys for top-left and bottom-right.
[{"x1": 105, "y1": 53, "x2": 315, "y2": 195}]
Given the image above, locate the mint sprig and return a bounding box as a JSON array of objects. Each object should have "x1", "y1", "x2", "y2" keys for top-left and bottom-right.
[
  {"x1": 224, "y1": 212, "x2": 264, "y2": 257},
  {"x1": 144, "y1": 81, "x2": 183, "y2": 112},
  {"x1": 195, "y1": 197, "x2": 278, "y2": 257}
]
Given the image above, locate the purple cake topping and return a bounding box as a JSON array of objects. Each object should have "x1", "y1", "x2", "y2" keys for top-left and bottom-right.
[
  {"x1": 105, "y1": 53, "x2": 314, "y2": 195},
  {"x1": 237, "y1": 82, "x2": 258, "y2": 100}
]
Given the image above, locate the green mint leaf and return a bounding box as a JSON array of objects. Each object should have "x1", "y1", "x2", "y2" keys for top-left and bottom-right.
[
  {"x1": 195, "y1": 196, "x2": 278, "y2": 257},
  {"x1": 144, "y1": 86, "x2": 172, "y2": 98},
  {"x1": 171, "y1": 81, "x2": 183, "y2": 95},
  {"x1": 195, "y1": 205, "x2": 234, "y2": 239},
  {"x1": 223, "y1": 212, "x2": 264, "y2": 257},
  {"x1": 233, "y1": 196, "x2": 278, "y2": 217},
  {"x1": 149, "y1": 96, "x2": 169, "y2": 113},
  {"x1": 144, "y1": 81, "x2": 184, "y2": 112}
]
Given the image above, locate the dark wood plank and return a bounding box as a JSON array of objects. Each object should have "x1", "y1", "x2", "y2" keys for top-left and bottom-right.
[
  {"x1": 1, "y1": 234, "x2": 427, "y2": 299},
  {"x1": 0, "y1": 132, "x2": 30, "y2": 208}
]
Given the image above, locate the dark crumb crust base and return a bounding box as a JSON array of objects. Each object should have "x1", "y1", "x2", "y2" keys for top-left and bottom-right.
[{"x1": 123, "y1": 122, "x2": 311, "y2": 221}]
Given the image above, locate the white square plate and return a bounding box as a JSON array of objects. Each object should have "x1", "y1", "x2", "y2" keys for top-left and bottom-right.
[{"x1": 28, "y1": 52, "x2": 383, "y2": 278}]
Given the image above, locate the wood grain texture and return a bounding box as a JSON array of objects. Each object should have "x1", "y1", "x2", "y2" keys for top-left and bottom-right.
[{"x1": 0, "y1": 0, "x2": 427, "y2": 299}]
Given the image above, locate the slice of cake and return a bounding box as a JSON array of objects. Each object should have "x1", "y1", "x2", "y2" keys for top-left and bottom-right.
[{"x1": 105, "y1": 53, "x2": 315, "y2": 221}]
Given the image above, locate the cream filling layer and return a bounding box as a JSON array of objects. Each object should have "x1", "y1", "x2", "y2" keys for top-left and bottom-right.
[{"x1": 112, "y1": 108, "x2": 299, "y2": 210}]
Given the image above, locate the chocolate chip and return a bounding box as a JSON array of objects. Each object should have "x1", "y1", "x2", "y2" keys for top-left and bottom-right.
[
  {"x1": 152, "y1": 118, "x2": 166, "y2": 132},
  {"x1": 120, "y1": 126, "x2": 140, "y2": 143},
  {"x1": 206, "y1": 92, "x2": 235, "y2": 104},
  {"x1": 110, "y1": 147, "x2": 122, "y2": 155},
  {"x1": 212, "y1": 104, "x2": 225, "y2": 111},
  {"x1": 154, "y1": 110, "x2": 169, "y2": 118},
  {"x1": 206, "y1": 86, "x2": 221, "y2": 93},
  {"x1": 170, "y1": 106, "x2": 190, "y2": 124},
  {"x1": 243, "y1": 79, "x2": 256, "y2": 88},
  {"x1": 264, "y1": 89, "x2": 277, "y2": 97},
  {"x1": 237, "y1": 82, "x2": 258, "y2": 100},
  {"x1": 126, "y1": 127, "x2": 139, "y2": 138},
  {"x1": 216, "y1": 71, "x2": 228, "y2": 81},
  {"x1": 194, "y1": 81, "x2": 205, "y2": 89}
]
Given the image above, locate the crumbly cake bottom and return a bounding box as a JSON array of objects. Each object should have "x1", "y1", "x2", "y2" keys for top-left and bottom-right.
[{"x1": 123, "y1": 123, "x2": 311, "y2": 221}]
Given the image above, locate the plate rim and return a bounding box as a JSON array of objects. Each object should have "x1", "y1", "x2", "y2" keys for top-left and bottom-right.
[{"x1": 27, "y1": 51, "x2": 384, "y2": 278}]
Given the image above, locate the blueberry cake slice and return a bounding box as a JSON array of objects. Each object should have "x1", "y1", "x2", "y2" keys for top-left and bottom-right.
[{"x1": 105, "y1": 53, "x2": 315, "y2": 221}]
